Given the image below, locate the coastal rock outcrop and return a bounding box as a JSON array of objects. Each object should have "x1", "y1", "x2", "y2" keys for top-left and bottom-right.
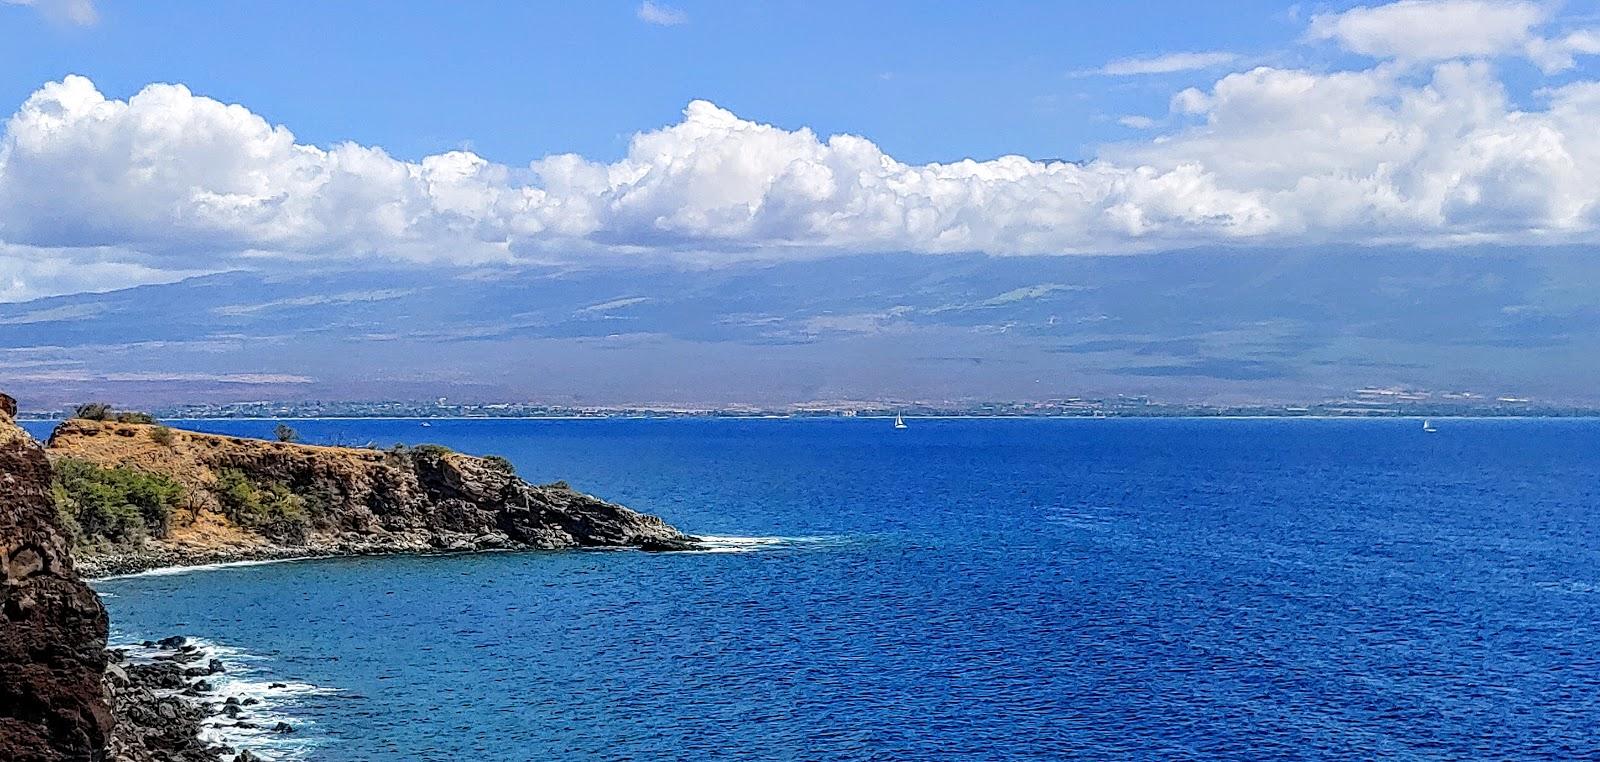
[
  {"x1": 48, "y1": 418, "x2": 699, "y2": 576},
  {"x1": 103, "y1": 642, "x2": 231, "y2": 762},
  {"x1": 0, "y1": 393, "x2": 113, "y2": 761}
]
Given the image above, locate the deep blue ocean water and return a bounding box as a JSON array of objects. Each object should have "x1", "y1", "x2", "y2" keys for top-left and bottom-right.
[{"x1": 27, "y1": 417, "x2": 1600, "y2": 760}]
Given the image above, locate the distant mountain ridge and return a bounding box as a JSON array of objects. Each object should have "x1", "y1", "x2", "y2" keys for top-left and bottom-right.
[{"x1": 3, "y1": 250, "x2": 1599, "y2": 406}]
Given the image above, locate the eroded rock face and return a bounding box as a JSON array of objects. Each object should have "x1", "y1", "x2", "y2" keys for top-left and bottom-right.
[{"x1": 0, "y1": 392, "x2": 113, "y2": 761}]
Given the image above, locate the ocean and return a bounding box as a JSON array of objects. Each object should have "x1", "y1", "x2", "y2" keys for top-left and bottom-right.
[{"x1": 26, "y1": 417, "x2": 1600, "y2": 760}]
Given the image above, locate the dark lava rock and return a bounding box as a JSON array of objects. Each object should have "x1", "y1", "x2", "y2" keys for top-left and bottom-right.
[
  {"x1": 103, "y1": 648, "x2": 250, "y2": 761},
  {"x1": 272, "y1": 722, "x2": 295, "y2": 734},
  {"x1": 0, "y1": 392, "x2": 113, "y2": 761},
  {"x1": 1, "y1": 392, "x2": 255, "y2": 762},
  {"x1": 638, "y1": 536, "x2": 702, "y2": 552},
  {"x1": 134, "y1": 661, "x2": 187, "y2": 690},
  {"x1": 208, "y1": 658, "x2": 226, "y2": 674}
]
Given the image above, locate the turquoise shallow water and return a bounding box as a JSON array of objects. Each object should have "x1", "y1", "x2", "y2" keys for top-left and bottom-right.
[{"x1": 31, "y1": 417, "x2": 1600, "y2": 760}]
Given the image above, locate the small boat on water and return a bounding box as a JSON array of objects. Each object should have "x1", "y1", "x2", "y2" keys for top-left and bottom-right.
[
  {"x1": 894, "y1": 413, "x2": 908, "y2": 429},
  {"x1": 1422, "y1": 419, "x2": 1437, "y2": 433},
  {"x1": 420, "y1": 422, "x2": 432, "y2": 428}
]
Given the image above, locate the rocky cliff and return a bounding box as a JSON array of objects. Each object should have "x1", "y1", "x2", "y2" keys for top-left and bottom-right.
[
  {"x1": 48, "y1": 419, "x2": 698, "y2": 576},
  {"x1": 0, "y1": 394, "x2": 113, "y2": 761}
]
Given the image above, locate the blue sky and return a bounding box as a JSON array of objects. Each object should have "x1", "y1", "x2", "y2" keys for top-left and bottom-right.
[
  {"x1": 1, "y1": 0, "x2": 1309, "y2": 165},
  {"x1": 5, "y1": 0, "x2": 1600, "y2": 406}
]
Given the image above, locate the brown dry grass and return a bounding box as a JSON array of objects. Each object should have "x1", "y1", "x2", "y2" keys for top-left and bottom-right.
[{"x1": 46, "y1": 419, "x2": 388, "y2": 550}]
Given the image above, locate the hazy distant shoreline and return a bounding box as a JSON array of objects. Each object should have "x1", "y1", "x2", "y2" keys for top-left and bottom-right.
[{"x1": 23, "y1": 412, "x2": 1600, "y2": 422}]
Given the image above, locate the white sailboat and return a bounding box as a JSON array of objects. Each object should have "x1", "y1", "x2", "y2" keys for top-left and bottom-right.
[
  {"x1": 1422, "y1": 419, "x2": 1437, "y2": 433},
  {"x1": 894, "y1": 413, "x2": 908, "y2": 429}
]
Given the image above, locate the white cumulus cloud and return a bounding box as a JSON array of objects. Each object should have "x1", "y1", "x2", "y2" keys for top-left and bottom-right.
[
  {"x1": 8, "y1": 0, "x2": 1600, "y2": 303},
  {"x1": 1309, "y1": 0, "x2": 1600, "y2": 72},
  {"x1": 0, "y1": 75, "x2": 1280, "y2": 281}
]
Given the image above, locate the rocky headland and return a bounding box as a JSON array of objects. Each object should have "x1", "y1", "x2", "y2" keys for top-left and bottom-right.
[
  {"x1": 47, "y1": 417, "x2": 699, "y2": 577},
  {"x1": 2, "y1": 392, "x2": 702, "y2": 759}
]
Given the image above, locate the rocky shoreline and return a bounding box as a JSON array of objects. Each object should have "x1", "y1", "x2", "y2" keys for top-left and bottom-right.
[
  {"x1": 4, "y1": 395, "x2": 704, "y2": 759},
  {"x1": 106, "y1": 637, "x2": 285, "y2": 762},
  {"x1": 78, "y1": 527, "x2": 702, "y2": 579}
]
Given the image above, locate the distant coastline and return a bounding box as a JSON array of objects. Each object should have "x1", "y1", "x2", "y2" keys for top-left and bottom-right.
[
  {"x1": 22, "y1": 408, "x2": 1600, "y2": 422},
  {"x1": 15, "y1": 385, "x2": 1594, "y2": 421}
]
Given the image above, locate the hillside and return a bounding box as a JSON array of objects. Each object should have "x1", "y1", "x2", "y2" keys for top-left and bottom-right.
[{"x1": 47, "y1": 418, "x2": 698, "y2": 576}]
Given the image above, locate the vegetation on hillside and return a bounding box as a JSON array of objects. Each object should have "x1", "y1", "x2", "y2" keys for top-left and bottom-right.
[
  {"x1": 213, "y1": 468, "x2": 312, "y2": 543},
  {"x1": 50, "y1": 457, "x2": 318, "y2": 549},
  {"x1": 483, "y1": 455, "x2": 516, "y2": 476},
  {"x1": 71, "y1": 402, "x2": 157, "y2": 424},
  {"x1": 49, "y1": 425, "x2": 524, "y2": 551},
  {"x1": 51, "y1": 458, "x2": 186, "y2": 549},
  {"x1": 409, "y1": 443, "x2": 454, "y2": 458}
]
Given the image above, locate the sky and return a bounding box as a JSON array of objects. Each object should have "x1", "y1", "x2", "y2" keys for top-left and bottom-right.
[{"x1": 3, "y1": 0, "x2": 1600, "y2": 406}]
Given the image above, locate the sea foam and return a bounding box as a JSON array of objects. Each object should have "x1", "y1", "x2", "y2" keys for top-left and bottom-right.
[{"x1": 115, "y1": 637, "x2": 333, "y2": 761}]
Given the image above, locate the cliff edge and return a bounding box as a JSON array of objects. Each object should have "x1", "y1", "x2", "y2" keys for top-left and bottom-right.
[
  {"x1": 0, "y1": 394, "x2": 113, "y2": 761},
  {"x1": 47, "y1": 419, "x2": 698, "y2": 576}
]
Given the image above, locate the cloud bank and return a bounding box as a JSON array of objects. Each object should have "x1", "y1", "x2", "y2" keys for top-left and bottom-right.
[{"x1": 3, "y1": 0, "x2": 1600, "y2": 300}]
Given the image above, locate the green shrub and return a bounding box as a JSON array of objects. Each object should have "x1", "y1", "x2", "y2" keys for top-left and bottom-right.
[
  {"x1": 70, "y1": 404, "x2": 156, "y2": 424},
  {"x1": 72, "y1": 402, "x2": 112, "y2": 421},
  {"x1": 150, "y1": 426, "x2": 175, "y2": 446},
  {"x1": 213, "y1": 468, "x2": 310, "y2": 543},
  {"x1": 482, "y1": 455, "x2": 516, "y2": 476},
  {"x1": 51, "y1": 480, "x2": 83, "y2": 548},
  {"x1": 411, "y1": 443, "x2": 454, "y2": 459},
  {"x1": 51, "y1": 458, "x2": 184, "y2": 548},
  {"x1": 274, "y1": 423, "x2": 299, "y2": 443}
]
